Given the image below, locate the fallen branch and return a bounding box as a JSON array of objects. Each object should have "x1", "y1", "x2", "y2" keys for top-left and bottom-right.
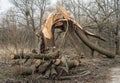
[
  {"x1": 58, "y1": 75, "x2": 80, "y2": 80},
  {"x1": 58, "y1": 71, "x2": 90, "y2": 80},
  {"x1": 83, "y1": 30, "x2": 106, "y2": 41}
]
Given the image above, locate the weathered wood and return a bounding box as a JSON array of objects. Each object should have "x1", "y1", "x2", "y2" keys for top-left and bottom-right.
[
  {"x1": 35, "y1": 58, "x2": 61, "y2": 68},
  {"x1": 37, "y1": 61, "x2": 52, "y2": 73},
  {"x1": 50, "y1": 65, "x2": 57, "y2": 78},
  {"x1": 83, "y1": 30, "x2": 106, "y2": 41},
  {"x1": 56, "y1": 57, "x2": 80, "y2": 75},
  {"x1": 14, "y1": 65, "x2": 35, "y2": 75},
  {"x1": 67, "y1": 59, "x2": 80, "y2": 68},
  {"x1": 55, "y1": 6, "x2": 115, "y2": 58},
  {"x1": 74, "y1": 25, "x2": 115, "y2": 58},
  {"x1": 10, "y1": 50, "x2": 60, "y2": 60},
  {"x1": 12, "y1": 59, "x2": 34, "y2": 66},
  {"x1": 54, "y1": 59, "x2": 61, "y2": 65},
  {"x1": 35, "y1": 59, "x2": 42, "y2": 67},
  {"x1": 44, "y1": 69, "x2": 51, "y2": 78}
]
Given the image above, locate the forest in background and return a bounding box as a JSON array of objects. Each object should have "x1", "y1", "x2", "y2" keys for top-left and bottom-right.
[{"x1": 0, "y1": 0, "x2": 120, "y2": 55}]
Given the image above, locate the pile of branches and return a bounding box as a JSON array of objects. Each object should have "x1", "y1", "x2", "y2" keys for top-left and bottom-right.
[{"x1": 10, "y1": 49, "x2": 81, "y2": 79}]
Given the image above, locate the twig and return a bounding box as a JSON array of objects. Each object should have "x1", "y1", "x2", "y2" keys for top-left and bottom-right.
[{"x1": 57, "y1": 71, "x2": 91, "y2": 80}]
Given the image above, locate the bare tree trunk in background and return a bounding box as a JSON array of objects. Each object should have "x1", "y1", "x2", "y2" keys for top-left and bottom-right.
[
  {"x1": 29, "y1": 0, "x2": 35, "y2": 32},
  {"x1": 8, "y1": 10, "x2": 19, "y2": 53},
  {"x1": 114, "y1": 0, "x2": 120, "y2": 55},
  {"x1": 35, "y1": 0, "x2": 47, "y2": 28}
]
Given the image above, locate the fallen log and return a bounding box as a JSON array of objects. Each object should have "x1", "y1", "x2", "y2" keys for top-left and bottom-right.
[
  {"x1": 44, "y1": 69, "x2": 51, "y2": 78},
  {"x1": 53, "y1": 59, "x2": 61, "y2": 65},
  {"x1": 36, "y1": 58, "x2": 80, "y2": 78},
  {"x1": 50, "y1": 65, "x2": 57, "y2": 78},
  {"x1": 35, "y1": 59, "x2": 42, "y2": 67},
  {"x1": 37, "y1": 61, "x2": 52, "y2": 73},
  {"x1": 35, "y1": 58, "x2": 61, "y2": 68},
  {"x1": 14, "y1": 65, "x2": 36, "y2": 75},
  {"x1": 12, "y1": 59, "x2": 34, "y2": 66},
  {"x1": 67, "y1": 59, "x2": 80, "y2": 68},
  {"x1": 57, "y1": 59, "x2": 80, "y2": 73},
  {"x1": 56, "y1": 57, "x2": 80, "y2": 75},
  {"x1": 10, "y1": 50, "x2": 60, "y2": 60},
  {"x1": 35, "y1": 56, "x2": 80, "y2": 76},
  {"x1": 44, "y1": 64, "x2": 58, "y2": 78}
]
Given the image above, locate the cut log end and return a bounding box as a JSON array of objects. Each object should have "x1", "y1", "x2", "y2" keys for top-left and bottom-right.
[
  {"x1": 35, "y1": 60, "x2": 41, "y2": 67},
  {"x1": 10, "y1": 53, "x2": 15, "y2": 59},
  {"x1": 73, "y1": 60, "x2": 80, "y2": 66},
  {"x1": 54, "y1": 59, "x2": 61, "y2": 65}
]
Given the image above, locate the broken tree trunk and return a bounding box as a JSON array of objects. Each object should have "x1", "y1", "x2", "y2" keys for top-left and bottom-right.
[
  {"x1": 56, "y1": 6, "x2": 115, "y2": 58},
  {"x1": 73, "y1": 24, "x2": 115, "y2": 58},
  {"x1": 10, "y1": 50, "x2": 60, "y2": 60}
]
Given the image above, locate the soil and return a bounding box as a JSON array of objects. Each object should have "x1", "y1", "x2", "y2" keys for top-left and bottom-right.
[{"x1": 0, "y1": 50, "x2": 120, "y2": 83}]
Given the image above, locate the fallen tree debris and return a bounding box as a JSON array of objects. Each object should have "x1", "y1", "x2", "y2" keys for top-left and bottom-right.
[
  {"x1": 10, "y1": 6, "x2": 115, "y2": 80},
  {"x1": 12, "y1": 54, "x2": 81, "y2": 78},
  {"x1": 10, "y1": 50, "x2": 60, "y2": 60}
]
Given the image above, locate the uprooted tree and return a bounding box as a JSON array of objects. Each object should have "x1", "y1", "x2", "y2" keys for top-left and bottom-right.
[{"x1": 10, "y1": 6, "x2": 115, "y2": 79}]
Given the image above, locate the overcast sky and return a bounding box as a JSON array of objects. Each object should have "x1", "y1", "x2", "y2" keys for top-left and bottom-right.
[
  {"x1": 0, "y1": 0, "x2": 57, "y2": 13},
  {"x1": 0, "y1": 0, "x2": 89, "y2": 13},
  {"x1": 0, "y1": 0, "x2": 14, "y2": 13}
]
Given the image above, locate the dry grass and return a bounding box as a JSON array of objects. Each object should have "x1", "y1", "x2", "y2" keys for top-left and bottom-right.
[{"x1": 0, "y1": 46, "x2": 120, "y2": 83}]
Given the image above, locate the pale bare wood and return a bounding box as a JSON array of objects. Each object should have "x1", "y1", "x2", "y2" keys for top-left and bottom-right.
[
  {"x1": 35, "y1": 59, "x2": 42, "y2": 67},
  {"x1": 54, "y1": 59, "x2": 61, "y2": 65}
]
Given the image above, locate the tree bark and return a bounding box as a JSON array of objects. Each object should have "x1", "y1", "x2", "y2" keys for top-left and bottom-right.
[
  {"x1": 14, "y1": 65, "x2": 35, "y2": 75},
  {"x1": 114, "y1": 0, "x2": 120, "y2": 55},
  {"x1": 10, "y1": 50, "x2": 60, "y2": 60},
  {"x1": 74, "y1": 25, "x2": 115, "y2": 58},
  {"x1": 37, "y1": 61, "x2": 52, "y2": 73}
]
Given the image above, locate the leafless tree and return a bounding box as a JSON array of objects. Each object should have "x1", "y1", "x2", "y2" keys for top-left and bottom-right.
[
  {"x1": 114, "y1": 0, "x2": 120, "y2": 54},
  {"x1": 56, "y1": 0, "x2": 120, "y2": 55}
]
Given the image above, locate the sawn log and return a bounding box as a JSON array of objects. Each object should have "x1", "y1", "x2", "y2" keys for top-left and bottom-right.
[{"x1": 10, "y1": 50, "x2": 60, "y2": 60}]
